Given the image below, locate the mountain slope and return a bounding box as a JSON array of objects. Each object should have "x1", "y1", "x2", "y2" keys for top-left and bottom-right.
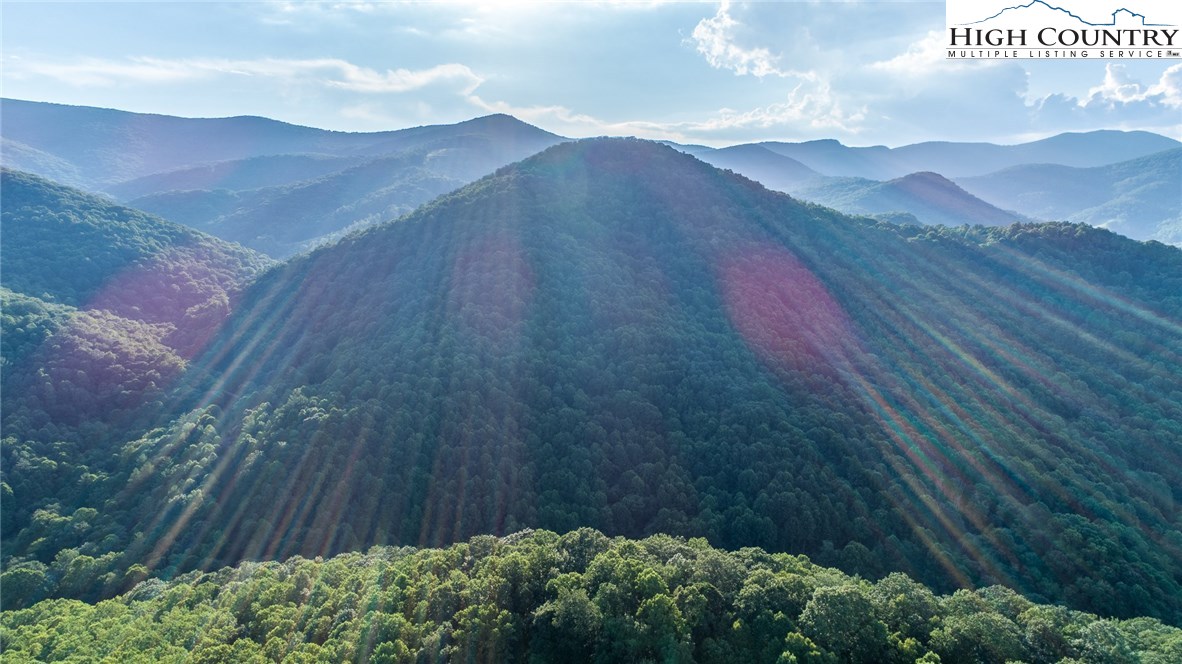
[
  {"x1": 103, "y1": 153, "x2": 365, "y2": 201},
  {"x1": 957, "y1": 148, "x2": 1182, "y2": 243},
  {"x1": 696, "y1": 144, "x2": 820, "y2": 192},
  {"x1": 1, "y1": 169, "x2": 271, "y2": 343},
  {"x1": 126, "y1": 151, "x2": 467, "y2": 257},
  {"x1": 5, "y1": 140, "x2": 1182, "y2": 626},
  {"x1": 794, "y1": 171, "x2": 1028, "y2": 227},
  {"x1": 1, "y1": 170, "x2": 273, "y2": 558},
  {"x1": 760, "y1": 130, "x2": 1181, "y2": 179}
]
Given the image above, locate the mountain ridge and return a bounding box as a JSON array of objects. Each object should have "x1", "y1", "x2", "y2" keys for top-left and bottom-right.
[
  {"x1": 0, "y1": 98, "x2": 563, "y2": 188},
  {"x1": 6, "y1": 138, "x2": 1176, "y2": 624}
]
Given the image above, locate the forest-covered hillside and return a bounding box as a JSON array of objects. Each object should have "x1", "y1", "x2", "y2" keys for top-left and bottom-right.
[
  {"x1": 4, "y1": 529, "x2": 1181, "y2": 664},
  {"x1": 4, "y1": 139, "x2": 1178, "y2": 628},
  {"x1": 0, "y1": 170, "x2": 272, "y2": 596}
]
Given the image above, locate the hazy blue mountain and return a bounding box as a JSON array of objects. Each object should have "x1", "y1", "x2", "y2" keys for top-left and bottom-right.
[
  {"x1": 696, "y1": 144, "x2": 821, "y2": 192},
  {"x1": 104, "y1": 154, "x2": 366, "y2": 201},
  {"x1": 0, "y1": 137, "x2": 85, "y2": 187},
  {"x1": 958, "y1": 148, "x2": 1182, "y2": 243},
  {"x1": 0, "y1": 99, "x2": 563, "y2": 188},
  {"x1": 794, "y1": 171, "x2": 1028, "y2": 227},
  {"x1": 757, "y1": 139, "x2": 897, "y2": 180},
  {"x1": 0, "y1": 100, "x2": 567, "y2": 257},
  {"x1": 128, "y1": 150, "x2": 475, "y2": 258},
  {"x1": 760, "y1": 130, "x2": 1181, "y2": 179},
  {"x1": 9, "y1": 139, "x2": 1179, "y2": 625},
  {"x1": 0, "y1": 101, "x2": 568, "y2": 258}
]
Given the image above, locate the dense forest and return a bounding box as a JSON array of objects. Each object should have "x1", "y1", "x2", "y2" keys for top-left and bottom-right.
[
  {"x1": 0, "y1": 169, "x2": 272, "y2": 607},
  {"x1": 3, "y1": 140, "x2": 1179, "y2": 633},
  {"x1": 5, "y1": 529, "x2": 1182, "y2": 663}
]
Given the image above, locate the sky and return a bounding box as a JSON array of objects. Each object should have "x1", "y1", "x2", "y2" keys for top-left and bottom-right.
[{"x1": 2, "y1": 0, "x2": 1180, "y2": 147}]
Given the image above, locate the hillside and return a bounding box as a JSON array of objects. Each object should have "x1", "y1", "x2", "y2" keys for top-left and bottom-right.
[
  {"x1": 759, "y1": 130, "x2": 1180, "y2": 179},
  {"x1": 103, "y1": 153, "x2": 365, "y2": 201},
  {"x1": 1, "y1": 170, "x2": 272, "y2": 564},
  {"x1": 121, "y1": 122, "x2": 575, "y2": 259},
  {"x1": 5, "y1": 529, "x2": 1181, "y2": 663},
  {"x1": 957, "y1": 148, "x2": 1182, "y2": 243},
  {"x1": 695, "y1": 144, "x2": 820, "y2": 192},
  {"x1": 794, "y1": 171, "x2": 1028, "y2": 227},
  {"x1": 126, "y1": 151, "x2": 467, "y2": 257},
  {"x1": 5, "y1": 139, "x2": 1179, "y2": 626},
  {"x1": 0, "y1": 169, "x2": 271, "y2": 347}
]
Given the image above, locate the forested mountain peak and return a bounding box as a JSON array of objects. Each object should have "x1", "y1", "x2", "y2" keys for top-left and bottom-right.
[{"x1": 4, "y1": 137, "x2": 1181, "y2": 629}]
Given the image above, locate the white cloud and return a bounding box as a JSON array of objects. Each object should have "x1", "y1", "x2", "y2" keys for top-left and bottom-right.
[
  {"x1": 1085, "y1": 63, "x2": 1182, "y2": 109},
  {"x1": 691, "y1": 0, "x2": 787, "y2": 78},
  {"x1": 871, "y1": 30, "x2": 1003, "y2": 75},
  {"x1": 325, "y1": 62, "x2": 482, "y2": 94},
  {"x1": 5, "y1": 55, "x2": 483, "y2": 95},
  {"x1": 466, "y1": 93, "x2": 681, "y2": 140},
  {"x1": 689, "y1": 78, "x2": 867, "y2": 135}
]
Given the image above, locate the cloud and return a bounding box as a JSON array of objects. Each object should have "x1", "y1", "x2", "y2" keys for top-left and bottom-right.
[
  {"x1": 690, "y1": 0, "x2": 787, "y2": 78},
  {"x1": 325, "y1": 62, "x2": 482, "y2": 94},
  {"x1": 871, "y1": 30, "x2": 1003, "y2": 76},
  {"x1": 1085, "y1": 62, "x2": 1182, "y2": 109},
  {"x1": 466, "y1": 93, "x2": 681, "y2": 140},
  {"x1": 688, "y1": 78, "x2": 868, "y2": 135},
  {"x1": 5, "y1": 55, "x2": 483, "y2": 95}
]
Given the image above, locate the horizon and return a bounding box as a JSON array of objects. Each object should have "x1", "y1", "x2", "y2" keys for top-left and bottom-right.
[
  {"x1": 5, "y1": 95, "x2": 1179, "y2": 151},
  {"x1": 2, "y1": 2, "x2": 1180, "y2": 147}
]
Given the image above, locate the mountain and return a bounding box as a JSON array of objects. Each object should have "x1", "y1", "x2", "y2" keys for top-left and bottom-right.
[
  {"x1": 119, "y1": 131, "x2": 568, "y2": 258},
  {"x1": 6, "y1": 139, "x2": 1180, "y2": 626},
  {"x1": 125, "y1": 151, "x2": 468, "y2": 258},
  {"x1": 103, "y1": 153, "x2": 366, "y2": 201},
  {"x1": 0, "y1": 99, "x2": 564, "y2": 189},
  {"x1": 0, "y1": 169, "x2": 271, "y2": 345},
  {"x1": 794, "y1": 171, "x2": 1029, "y2": 227},
  {"x1": 1, "y1": 169, "x2": 271, "y2": 553},
  {"x1": 696, "y1": 144, "x2": 820, "y2": 192},
  {"x1": 5, "y1": 529, "x2": 1182, "y2": 663},
  {"x1": 759, "y1": 131, "x2": 1181, "y2": 179},
  {"x1": 0, "y1": 99, "x2": 380, "y2": 187},
  {"x1": 958, "y1": 148, "x2": 1182, "y2": 244},
  {"x1": 0, "y1": 101, "x2": 568, "y2": 258}
]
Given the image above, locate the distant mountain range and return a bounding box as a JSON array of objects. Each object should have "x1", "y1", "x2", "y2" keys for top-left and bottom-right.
[
  {"x1": 753, "y1": 131, "x2": 1180, "y2": 180},
  {"x1": 958, "y1": 148, "x2": 1182, "y2": 244},
  {"x1": 0, "y1": 98, "x2": 562, "y2": 188},
  {"x1": 124, "y1": 152, "x2": 468, "y2": 258},
  {"x1": 696, "y1": 144, "x2": 820, "y2": 192},
  {"x1": 793, "y1": 172, "x2": 1028, "y2": 227},
  {"x1": 1, "y1": 99, "x2": 566, "y2": 257},
  {"x1": 2, "y1": 99, "x2": 1177, "y2": 251}
]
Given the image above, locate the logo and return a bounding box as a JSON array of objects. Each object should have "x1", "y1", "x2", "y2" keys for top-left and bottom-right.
[{"x1": 946, "y1": 0, "x2": 1182, "y2": 59}]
